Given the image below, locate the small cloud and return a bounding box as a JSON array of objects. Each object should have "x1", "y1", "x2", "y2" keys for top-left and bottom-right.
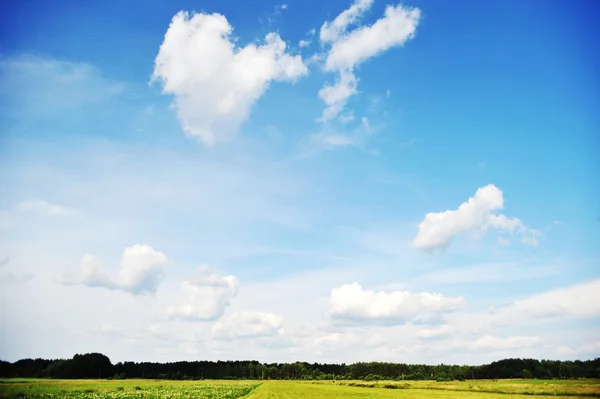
[
  {"x1": 17, "y1": 199, "x2": 78, "y2": 217},
  {"x1": 317, "y1": 133, "x2": 354, "y2": 147},
  {"x1": 385, "y1": 89, "x2": 391, "y2": 98},
  {"x1": 339, "y1": 112, "x2": 355, "y2": 124},
  {"x1": 298, "y1": 39, "x2": 311, "y2": 48},
  {"x1": 361, "y1": 116, "x2": 371, "y2": 132}
]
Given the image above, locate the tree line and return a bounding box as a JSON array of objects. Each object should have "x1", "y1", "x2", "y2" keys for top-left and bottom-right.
[{"x1": 1, "y1": 353, "x2": 599, "y2": 381}]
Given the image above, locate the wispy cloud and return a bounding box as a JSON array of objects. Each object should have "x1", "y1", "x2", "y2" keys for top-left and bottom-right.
[
  {"x1": 317, "y1": 0, "x2": 420, "y2": 121},
  {"x1": 17, "y1": 199, "x2": 78, "y2": 217}
]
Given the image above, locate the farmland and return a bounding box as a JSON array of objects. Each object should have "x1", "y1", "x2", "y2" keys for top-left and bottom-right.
[{"x1": 1, "y1": 378, "x2": 599, "y2": 398}]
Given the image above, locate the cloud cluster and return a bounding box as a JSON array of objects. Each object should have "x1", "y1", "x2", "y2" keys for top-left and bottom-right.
[
  {"x1": 167, "y1": 265, "x2": 239, "y2": 321},
  {"x1": 412, "y1": 184, "x2": 541, "y2": 251},
  {"x1": 330, "y1": 283, "x2": 465, "y2": 324},
  {"x1": 152, "y1": 11, "x2": 307, "y2": 145},
  {"x1": 60, "y1": 244, "x2": 168, "y2": 295},
  {"x1": 318, "y1": 0, "x2": 420, "y2": 120}
]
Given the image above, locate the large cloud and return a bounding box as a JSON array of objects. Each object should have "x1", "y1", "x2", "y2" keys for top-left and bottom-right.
[
  {"x1": 167, "y1": 265, "x2": 238, "y2": 321},
  {"x1": 152, "y1": 11, "x2": 307, "y2": 145},
  {"x1": 318, "y1": 0, "x2": 420, "y2": 121},
  {"x1": 330, "y1": 283, "x2": 465, "y2": 324},
  {"x1": 60, "y1": 244, "x2": 168, "y2": 295},
  {"x1": 411, "y1": 184, "x2": 541, "y2": 251}
]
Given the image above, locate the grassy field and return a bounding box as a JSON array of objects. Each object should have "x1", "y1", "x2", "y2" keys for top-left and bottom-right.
[{"x1": 0, "y1": 378, "x2": 598, "y2": 398}]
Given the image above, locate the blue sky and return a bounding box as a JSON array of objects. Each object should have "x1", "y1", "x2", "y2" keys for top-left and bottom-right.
[{"x1": 0, "y1": 0, "x2": 598, "y2": 364}]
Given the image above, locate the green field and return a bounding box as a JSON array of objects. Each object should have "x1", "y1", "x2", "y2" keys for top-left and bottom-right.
[{"x1": 0, "y1": 378, "x2": 599, "y2": 398}]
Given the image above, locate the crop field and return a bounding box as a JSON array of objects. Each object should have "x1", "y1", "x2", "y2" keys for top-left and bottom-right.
[{"x1": 0, "y1": 378, "x2": 599, "y2": 398}]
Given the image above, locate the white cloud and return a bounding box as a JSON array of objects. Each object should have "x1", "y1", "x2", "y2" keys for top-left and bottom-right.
[
  {"x1": 323, "y1": 4, "x2": 421, "y2": 71},
  {"x1": 318, "y1": 1, "x2": 420, "y2": 120},
  {"x1": 411, "y1": 184, "x2": 541, "y2": 251},
  {"x1": 299, "y1": 40, "x2": 311, "y2": 48},
  {"x1": 60, "y1": 244, "x2": 168, "y2": 295},
  {"x1": 152, "y1": 11, "x2": 307, "y2": 145},
  {"x1": 167, "y1": 265, "x2": 238, "y2": 321},
  {"x1": 329, "y1": 283, "x2": 465, "y2": 324},
  {"x1": 17, "y1": 199, "x2": 77, "y2": 217},
  {"x1": 213, "y1": 311, "x2": 284, "y2": 340}
]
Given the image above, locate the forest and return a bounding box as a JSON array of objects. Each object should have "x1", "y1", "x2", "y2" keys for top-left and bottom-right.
[{"x1": 1, "y1": 353, "x2": 599, "y2": 381}]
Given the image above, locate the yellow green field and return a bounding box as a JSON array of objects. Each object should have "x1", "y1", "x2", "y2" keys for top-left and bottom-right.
[{"x1": 0, "y1": 378, "x2": 599, "y2": 398}]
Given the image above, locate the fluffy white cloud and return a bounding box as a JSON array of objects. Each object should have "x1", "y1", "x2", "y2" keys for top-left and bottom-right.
[
  {"x1": 167, "y1": 265, "x2": 238, "y2": 321},
  {"x1": 60, "y1": 244, "x2": 168, "y2": 295},
  {"x1": 17, "y1": 199, "x2": 77, "y2": 217},
  {"x1": 213, "y1": 311, "x2": 284, "y2": 340},
  {"x1": 330, "y1": 283, "x2": 465, "y2": 324},
  {"x1": 152, "y1": 11, "x2": 307, "y2": 145},
  {"x1": 412, "y1": 184, "x2": 541, "y2": 251},
  {"x1": 318, "y1": 1, "x2": 420, "y2": 120}
]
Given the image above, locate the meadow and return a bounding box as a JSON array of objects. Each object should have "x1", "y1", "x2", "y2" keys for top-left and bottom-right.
[{"x1": 1, "y1": 378, "x2": 599, "y2": 398}]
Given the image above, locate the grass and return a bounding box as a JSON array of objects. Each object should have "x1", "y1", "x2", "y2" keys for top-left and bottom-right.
[
  {"x1": 0, "y1": 378, "x2": 598, "y2": 398},
  {"x1": 245, "y1": 380, "x2": 600, "y2": 398},
  {"x1": 0, "y1": 379, "x2": 260, "y2": 398}
]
